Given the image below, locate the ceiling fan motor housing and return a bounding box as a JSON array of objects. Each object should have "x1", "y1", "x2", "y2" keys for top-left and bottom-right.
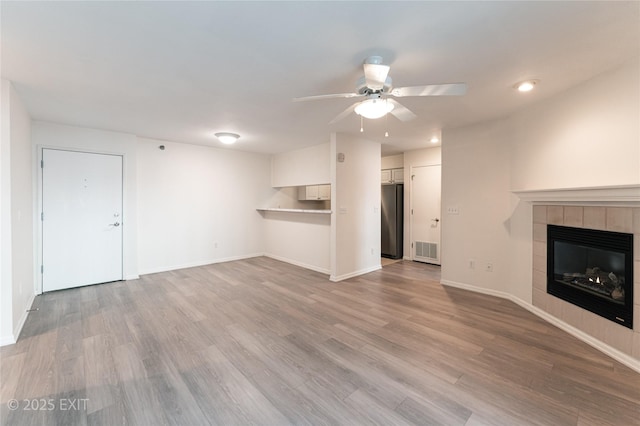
[{"x1": 356, "y1": 75, "x2": 393, "y2": 95}]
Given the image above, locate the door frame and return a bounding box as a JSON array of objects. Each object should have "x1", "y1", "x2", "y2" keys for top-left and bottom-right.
[
  {"x1": 409, "y1": 164, "x2": 442, "y2": 264},
  {"x1": 36, "y1": 146, "x2": 127, "y2": 294}
]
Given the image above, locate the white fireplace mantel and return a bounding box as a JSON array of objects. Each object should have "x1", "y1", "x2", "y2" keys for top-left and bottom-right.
[{"x1": 512, "y1": 184, "x2": 640, "y2": 205}]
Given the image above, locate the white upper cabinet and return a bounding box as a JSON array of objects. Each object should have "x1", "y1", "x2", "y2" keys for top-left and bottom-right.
[
  {"x1": 382, "y1": 168, "x2": 404, "y2": 184},
  {"x1": 298, "y1": 184, "x2": 331, "y2": 200}
]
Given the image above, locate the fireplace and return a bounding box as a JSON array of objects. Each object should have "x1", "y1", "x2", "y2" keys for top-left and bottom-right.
[{"x1": 547, "y1": 224, "x2": 634, "y2": 329}]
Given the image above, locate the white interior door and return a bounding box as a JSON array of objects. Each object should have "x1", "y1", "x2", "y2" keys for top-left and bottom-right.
[
  {"x1": 410, "y1": 165, "x2": 441, "y2": 265},
  {"x1": 42, "y1": 149, "x2": 123, "y2": 292}
]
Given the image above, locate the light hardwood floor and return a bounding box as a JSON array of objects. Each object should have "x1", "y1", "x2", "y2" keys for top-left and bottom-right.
[{"x1": 1, "y1": 258, "x2": 639, "y2": 425}]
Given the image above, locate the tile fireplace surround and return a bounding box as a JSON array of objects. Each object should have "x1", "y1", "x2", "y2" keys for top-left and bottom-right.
[{"x1": 532, "y1": 204, "x2": 640, "y2": 364}]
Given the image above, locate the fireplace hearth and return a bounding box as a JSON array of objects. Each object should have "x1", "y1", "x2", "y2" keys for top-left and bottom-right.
[{"x1": 547, "y1": 225, "x2": 634, "y2": 329}]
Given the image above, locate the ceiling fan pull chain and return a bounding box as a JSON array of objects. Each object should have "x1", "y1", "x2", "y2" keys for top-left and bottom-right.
[
  {"x1": 385, "y1": 107, "x2": 389, "y2": 137},
  {"x1": 360, "y1": 115, "x2": 364, "y2": 133}
]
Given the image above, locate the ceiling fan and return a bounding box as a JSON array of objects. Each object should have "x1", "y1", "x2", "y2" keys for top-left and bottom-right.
[{"x1": 294, "y1": 56, "x2": 467, "y2": 124}]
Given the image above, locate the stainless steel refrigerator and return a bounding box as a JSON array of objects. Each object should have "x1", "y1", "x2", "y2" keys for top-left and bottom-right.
[{"x1": 381, "y1": 184, "x2": 403, "y2": 259}]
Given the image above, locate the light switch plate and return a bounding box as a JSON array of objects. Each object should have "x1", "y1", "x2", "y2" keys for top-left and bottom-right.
[{"x1": 447, "y1": 206, "x2": 460, "y2": 215}]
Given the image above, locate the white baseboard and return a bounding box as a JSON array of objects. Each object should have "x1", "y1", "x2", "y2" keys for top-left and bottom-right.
[
  {"x1": 440, "y1": 279, "x2": 640, "y2": 374},
  {"x1": 138, "y1": 253, "x2": 263, "y2": 276},
  {"x1": 13, "y1": 293, "x2": 35, "y2": 342},
  {"x1": 0, "y1": 292, "x2": 36, "y2": 347},
  {"x1": 263, "y1": 253, "x2": 330, "y2": 275},
  {"x1": 330, "y1": 265, "x2": 382, "y2": 282},
  {"x1": 0, "y1": 335, "x2": 16, "y2": 346}
]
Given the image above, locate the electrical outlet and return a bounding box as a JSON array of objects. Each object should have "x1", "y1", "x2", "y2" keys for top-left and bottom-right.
[
  {"x1": 447, "y1": 206, "x2": 460, "y2": 215},
  {"x1": 485, "y1": 262, "x2": 493, "y2": 272}
]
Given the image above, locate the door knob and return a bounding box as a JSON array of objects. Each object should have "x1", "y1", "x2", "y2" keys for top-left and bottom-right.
[
  {"x1": 110, "y1": 222, "x2": 120, "y2": 227},
  {"x1": 432, "y1": 218, "x2": 440, "y2": 222}
]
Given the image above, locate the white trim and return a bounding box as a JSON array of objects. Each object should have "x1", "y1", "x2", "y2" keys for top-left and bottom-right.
[
  {"x1": 257, "y1": 208, "x2": 331, "y2": 214},
  {"x1": 137, "y1": 253, "x2": 263, "y2": 276},
  {"x1": 263, "y1": 253, "x2": 330, "y2": 275},
  {"x1": 512, "y1": 184, "x2": 640, "y2": 205},
  {"x1": 440, "y1": 279, "x2": 510, "y2": 299},
  {"x1": 124, "y1": 274, "x2": 140, "y2": 281},
  {"x1": 440, "y1": 279, "x2": 640, "y2": 374},
  {"x1": 330, "y1": 265, "x2": 382, "y2": 282}
]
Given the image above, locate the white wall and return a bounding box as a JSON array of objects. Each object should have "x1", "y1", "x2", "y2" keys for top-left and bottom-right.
[
  {"x1": 9, "y1": 83, "x2": 34, "y2": 339},
  {"x1": 331, "y1": 133, "x2": 381, "y2": 281},
  {"x1": 0, "y1": 80, "x2": 35, "y2": 345},
  {"x1": 403, "y1": 147, "x2": 442, "y2": 260},
  {"x1": 137, "y1": 138, "x2": 272, "y2": 274},
  {"x1": 1, "y1": 80, "x2": 14, "y2": 343},
  {"x1": 511, "y1": 61, "x2": 640, "y2": 190},
  {"x1": 32, "y1": 122, "x2": 139, "y2": 281},
  {"x1": 271, "y1": 142, "x2": 330, "y2": 187},
  {"x1": 263, "y1": 211, "x2": 330, "y2": 273},
  {"x1": 381, "y1": 154, "x2": 403, "y2": 169},
  {"x1": 441, "y1": 120, "x2": 512, "y2": 293}
]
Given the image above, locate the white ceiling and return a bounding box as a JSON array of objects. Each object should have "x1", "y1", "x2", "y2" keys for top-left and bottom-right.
[{"x1": 2, "y1": 1, "x2": 639, "y2": 155}]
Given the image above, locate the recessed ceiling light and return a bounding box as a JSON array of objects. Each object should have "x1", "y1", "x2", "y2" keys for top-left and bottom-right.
[
  {"x1": 515, "y1": 80, "x2": 538, "y2": 92},
  {"x1": 214, "y1": 132, "x2": 240, "y2": 144},
  {"x1": 430, "y1": 136, "x2": 439, "y2": 144}
]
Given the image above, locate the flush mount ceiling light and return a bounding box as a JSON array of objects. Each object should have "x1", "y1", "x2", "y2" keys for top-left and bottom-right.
[
  {"x1": 514, "y1": 80, "x2": 539, "y2": 92},
  {"x1": 354, "y1": 97, "x2": 394, "y2": 119},
  {"x1": 430, "y1": 136, "x2": 440, "y2": 144},
  {"x1": 214, "y1": 132, "x2": 240, "y2": 144}
]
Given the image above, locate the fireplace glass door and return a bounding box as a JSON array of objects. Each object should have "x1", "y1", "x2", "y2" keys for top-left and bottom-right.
[{"x1": 547, "y1": 225, "x2": 633, "y2": 329}]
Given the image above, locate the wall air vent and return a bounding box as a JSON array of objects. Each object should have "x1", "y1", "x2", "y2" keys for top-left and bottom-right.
[{"x1": 415, "y1": 241, "x2": 437, "y2": 260}]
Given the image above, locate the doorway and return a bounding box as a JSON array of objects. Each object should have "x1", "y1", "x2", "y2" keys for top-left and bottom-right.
[
  {"x1": 41, "y1": 149, "x2": 123, "y2": 292},
  {"x1": 410, "y1": 164, "x2": 441, "y2": 265}
]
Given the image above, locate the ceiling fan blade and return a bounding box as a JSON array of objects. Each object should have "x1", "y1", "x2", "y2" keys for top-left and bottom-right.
[
  {"x1": 390, "y1": 83, "x2": 467, "y2": 97},
  {"x1": 293, "y1": 92, "x2": 362, "y2": 102},
  {"x1": 329, "y1": 104, "x2": 357, "y2": 125},
  {"x1": 364, "y1": 63, "x2": 390, "y2": 91},
  {"x1": 387, "y1": 99, "x2": 417, "y2": 122}
]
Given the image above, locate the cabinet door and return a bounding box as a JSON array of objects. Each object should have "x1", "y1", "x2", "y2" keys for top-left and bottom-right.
[
  {"x1": 392, "y1": 168, "x2": 404, "y2": 183},
  {"x1": 381, "y1": 169, "x2": 392, "y2": 183},
  {"x1": 298, "y1": 185, "x2": 317, "y2": 200},
  {"x1": 306, "y1": 185, "x2": 319, "y2": 200},
  {"x1": 318, "y1": 184, "x2": 331, "y2": 200}
]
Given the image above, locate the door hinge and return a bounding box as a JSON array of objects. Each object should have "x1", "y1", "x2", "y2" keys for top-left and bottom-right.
[
  {"x1": 41, "y1": 212, "x2": 44, "y2": 221},
  {"x1": 411, "y1": 175, "x2": 415, "y2": 181},
  {"x1": 41, "y1": 160, "x2": 44, "y2": 169},
  {"x1": 411, "y1": 242, "x2": 414, "y2": 248},
  {"x1": 41, "y1": 265, "x2": 43, "y2": 274},
  {"x1": 411, "y1": 209, "x2": 414, "y2": 215}
]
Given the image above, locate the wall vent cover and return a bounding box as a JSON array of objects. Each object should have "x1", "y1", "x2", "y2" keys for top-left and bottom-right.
[{"x1": 415, "y1": 241, "x2": 437, "y2": 259}]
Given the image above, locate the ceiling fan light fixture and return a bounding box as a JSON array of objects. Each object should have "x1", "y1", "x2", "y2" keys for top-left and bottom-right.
[
  {"x1": 214, "y1": 132, "x2": 240, "y2": 144},
  {"x1": 354, "y1": 98, "x2": 394, "y2": 119}
]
